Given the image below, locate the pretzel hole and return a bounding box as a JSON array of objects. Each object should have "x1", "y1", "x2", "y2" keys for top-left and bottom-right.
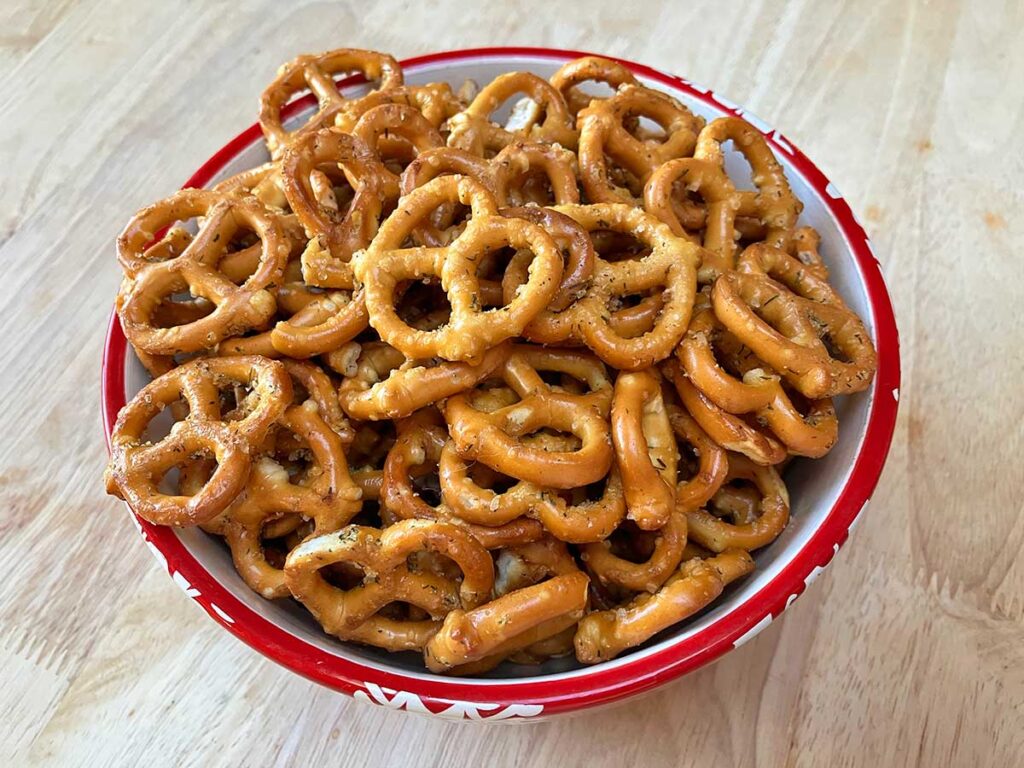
[
  {"x1": 468, "y1": 384, "x2": 521, "y2": 412},
  {"x1": 625, "y1": 113, "x2": 669, "y2": 143},
  {"x1": 320, "y1": 560, "x2": 371, "y2": 590},
  {"x1": 466, "y1": 463, "x2": 518, "y2": 494},
  {"x1": 152, "y1": 447, "x2": 216, "y2": 496},
  {"x1": 505, "y1": 171, "x2": 558, "y2": 207},
  {"x1": 606, "y1": 520, "x2": 657, "y2": 563},
  {"x1": 603, "y1": 159, "x2": 645, "y2": 198},
  {"x1": 411, "y1": 472, "x2": 443, "y2": 507},
  {"x1": 150, "y1": 295, "x2": 216, "y2": 328},
  {"x1": 396, "y1": 278, "x2": 452, "y2": 330},
  {"x1": 591, "y1": 229, "x2": 651, "y2": 261},
  {"x1": 521, "y1": 428, "x2": 583, "y2": 453},
  {"x1": 719, "y1": 142, "x2": 757, "y2": 192},
  {"x1": 503, "y1": 96, "x2": 545, "y2": 134},
  {"x1": 709, "y1": 481, "x2": 761, "y2": 524},
  {"x1": 309, "y1": 165, "x2": 358, "y2": 218},
  {"x1": 407, "y1": 551, "x2": 461, "y2": 581},
  {"x1": 808, "y1": 317, "x2": 854, "y2": 364}
]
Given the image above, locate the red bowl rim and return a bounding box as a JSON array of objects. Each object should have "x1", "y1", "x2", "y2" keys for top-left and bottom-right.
[{"x1": 101, "y1": 46, "x2": 901, "y2": 720}]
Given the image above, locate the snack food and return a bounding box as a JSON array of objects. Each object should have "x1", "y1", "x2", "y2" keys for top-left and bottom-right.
[{"x1": 104, "y1": 48, "x2": 878, "y2": 674}]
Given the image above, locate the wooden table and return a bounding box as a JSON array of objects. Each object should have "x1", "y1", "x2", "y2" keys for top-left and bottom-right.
[{"x1": 2, "y1": 0, "x2": 1020, "y2": 765}]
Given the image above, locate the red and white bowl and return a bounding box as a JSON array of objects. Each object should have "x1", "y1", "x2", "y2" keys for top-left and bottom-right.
[{"x1": 101, "y1": 47, "x2": 900, "y2": 721}]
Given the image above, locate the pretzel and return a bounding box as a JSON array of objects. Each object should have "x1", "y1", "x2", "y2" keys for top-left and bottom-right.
[
  {"x1": 549, "y1": 55, "x2": 638, "y2": 117},
  {"x1": 220, "y1": 404, "x2": 361, "y2": 598},
  {"x1": 791, "y1": 226, "x2": 829, "y2": 280},
  {"x1": 665, "y1": 395, "x2": 730, "y2": 512},
  {"x1": 281, "y1": 128, "x2": 396, "y2": 289},
  {"x1": 425, "y1": 570, "x2": 589, "y2": 672},
  {"x1": 643, "y1": 158, "x2": 741, "y2": 281},
  {"x1": 578, "y1": 84, "x2": 704, "y2": 205},
  {"x1": 284, "y1": 519, "x2": 494, "y2": 649},
  {"x1": 381, "y1": 415, "x2": 546, "y2": 548},
  {"x1": 676, "y1": 305, "x2": 838, "y2": 457},
  {"x1": 664, "y1": 359, "x2": 787, "y2": 465},
  {"x1": 116, "y1": 189, "x2": 288, "y2": 354},
  {"x1": 611, "y1": 370, "x2": 678, "y2": 530},
  {"x1": 686, "y1": 453, "x2": 790, "y2": 552},
  {"x1": 574, "y1": 548, "x2": 754, "y2": 662},
  {"x1": 338, "y1": 341, "x2": 510, "y2": 421},
  {"x1": 351, "y1": 102, "x2": 445, "y2": 185},
  {"x1": 105, "y1": 356, "x2": 291, "y2": 525},
  {"x1": 399, "y1": 142, "x2": 580, "y2": 246},
  {"x1": 550, "y1": 203, "x2": 700, "y2": 369},
  {"x1": 443, "y1": 346, "x2": 614, "y2": 488},
  {"x1": 580, "y1": 508, "x2": 688, "y2": 594},
  {"x1": 259, "y1": 48, "x2": 403, "y2": 157},
  {"x1": 446, "y1": 71, "x2": 577, "y2": 156},
  {"x1": 354, "y1": 175, "x2": 563, "y2": 361},
  {"x1": 694, "y1": 117, "x2": 801, "y2": 251},
  {"x1": 440, "y1": 441, "x2": 625, "y2": 543},
  {"x1": 333, "y1": 82, "x2": 464, "y2": 134},
  {"x1": 712, "y1": 245, "x2": 876, "y2": 399}
]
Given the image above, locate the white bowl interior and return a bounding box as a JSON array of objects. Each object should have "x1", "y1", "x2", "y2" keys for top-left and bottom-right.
[{"x1": 123, "y1": 54, "x2": 877, "y2": 684}]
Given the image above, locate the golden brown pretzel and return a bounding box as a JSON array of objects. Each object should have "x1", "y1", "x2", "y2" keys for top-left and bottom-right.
[
  {"x1": 712, "y1": 245, "x2": 877, "y2": 399},
  {"x1": 664, "y1": 359, "x2": 787, "y2": 465},
  {"x1": 677, "y1": 305, "x2": 838, "y2": 457},
  {"x1": 333, "y1": 82, "x2": 464, "y2": 134},
  {"x1": 105, "y1": 356, "x2": 291, "y2": 526},
  {"x1": 549, "y1": 55, "x2": 638, "y2": 116},
  {"x1": 551, "y1": 203, "x2": 700, "y2": 369},
  {"x1": 338, "y1": 341, "x2": 511, "y2": 421},
  {"x1": 381, "y1": 415, "x2": 546, "y2": 548},
  {"x1": 643, "y1": 158, "x2": 741, "y2": 281},
  {"x1": 281, "y1": 128, "x2": 396, "y2": 290},
  {"x1": 425, "y1": 570, "x2": 589, "y2": 672},
  {"x1": 574, "y1": 549, "x2": 754, "y2": 662},
  {"x1": 695, "y1": 117, "x2": 801, "y2": 250},
  {"x1": 284, "y1": 518, "x2": 494, "y2": 650},
  {"x1": 220, "y1": 404, "x2": 361, "y2": 598},
  {"x1": 443, "y1": 346, "x2": 614, "y2": 489},
  {"x1": 578, "y1": 84, "x2": 704, "y2": 205},
  {"x1": 116, "y1": 189, "x2": 287, "y2": 355},
  {"x1": 446, "y1": 71, "x2": 577, "y2": 156},
  {"x1": 260, "y1": 48, "x2": 403, "y2": 157},
  {"x1": 354, "y1": 175, "x2": 563, "y2": 361},
  {"x1": 611, "y1": 370, "x2": 678, "y2": 530},
  {"x1": 581, "y1": 509, "x2": 688, "y2": 595},
  {"x1": 686, "y1": 453, "x2": 790, "y2": 552},
  {"x1": 352, "y1": 102, "x2": 445, "y2": 185}
]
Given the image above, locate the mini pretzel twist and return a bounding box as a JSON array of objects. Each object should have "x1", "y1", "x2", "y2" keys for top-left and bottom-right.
[
  {"x1": 695, "y1": 117, "x2": 802, "y2": 251},
  {"x1": 219, "y1": 404, "x2": 362, "y2": 598},
  {"x1": 260, "y1": 48, "x2": 403, "y2": 157},
  {"x1": 333, "y1": 82, "x2": 464, "y2": 134},
  {"x1": 578, "y1": 84, "x2": 705, "y2": 205},
  {"x1": 712, "y1": 244, "x2": 877, "y2": 398},
  {"x1": 443, "y1": 346, "x2": 614, "y2": 489},
  {"x1": 574, "y1": 549, "x2": 754, "y2": 663},
  {"x1": 116, "y1": 189, "x2": 289, "y2": 354},
  {"x1": 354, "y1": 175, "x2": 564, "y2": 362},
  {"x1": 677, "y1": 304, "x2": 839, "y2": 457},
  {"x1": 351, "y1": 102, "x2": 445, "y2": 186},
  {"x1": 611, "y1": 369, "x2": 678, "y2": 530},
  {"x1": 549, "y1": 55, "x2": 638, "y2": 117},
  {"x1": 284, "y1": 518, "x2": 495, "y2": 651},
  {"x1": 446, "y1": 71, "x2": 577, "y2": 156},
  {"x1": 551, "y1": 203, "x2": 701, "y2": 369},
  {"x1": 105, "y1": 356, "x2": 292, "y2": 525},
  {"x1": 686, "y1": 453, "x2": 790, "y2": 552}
]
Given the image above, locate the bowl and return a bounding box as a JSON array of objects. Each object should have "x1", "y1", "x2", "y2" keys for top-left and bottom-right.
[{"x1": 101, "y1": 46, "x2": 901, "y2": 721}]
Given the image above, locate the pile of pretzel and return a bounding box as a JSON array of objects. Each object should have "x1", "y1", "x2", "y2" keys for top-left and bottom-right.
[{"x1": 104, "y1": 49, "x2": 877, "y2": 673}]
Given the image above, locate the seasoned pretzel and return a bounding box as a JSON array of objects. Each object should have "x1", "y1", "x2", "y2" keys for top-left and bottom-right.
[
  {"x1": 695, "y1": 117, "x2": 801, "y2": 250},
  {"x1": 260, "y1": 48, "x2": 403, "y2": 157},
  {"x1": 355, "y1": 175, "x2": 563, "y2": 361},
  {"x1": 664, "y1": 359, "x2": 787, "y2": 465},
  {"x1": 551, "y1": 203, "x2": 700, "y2": 369},
  {"x1": 677, "y1": 305, "x2": 838, "y2": 457},
  {"x1": 549, "y1": 55, "x2": 638, "y2": 117},
  {"x1": 352, "y1": 102, "x2": 445, "y2": 185},
  {"x1": 220, "y1": 404, "x2": 361, "y2": 598},
  {"x1": 687, "y1": 453, "x2": 790, "y2": 552},
  {"x1": 440, "y1": 441, "x2": 626, "y2": 543},
  {"x1": 281, "y1": 128, "x2": 395, "y2": 289},
  {"x1": 578, "y1": 84, "x2": 704, "y2": 205},
  {"x1": 665, "y1": 395, "x2": 730, "y2": 512},
  {"x1": 611, "y1": 370, "x2": 678, "y2": 530},
  {"x1": 284, "y1": 519, "x2": 494, "y2": 649},
  {"x1": 581, "y1": 509, "x2": 687, "y2": 594},
  {"x1": 712, "y1": 245, "x2": 876, "y2": 398},
  {"x1": 443, "y1": 346, "x2": 614, "y2": 489},
  {"x1": 333, "y1": 82, "x2": 464, "y2": 134},
  {"x1": 116, "y1": 189, "x2": 288, "y2": 354},
  {"x1": 446, "y1": 71, "x2": 577, "y2": 156},
  {"x1": 381, "y1": 416, "x2": 546, "y2": 548},
  {"x1": 280, "y1": 360, "x2": 352, "y2": 442},
  {"x1": 643, "y1": 158, "x2": 741, "y2": 281},
  {"x1": 105, "y1": 356, "x2": 291, "y2": 525},
  {"x1": 338, "y1": 341, "x2": 510, "y2": 421},
  {"x1": 425, "y1": 570, "x2": 589, "y2": 672},
  {"x1": 574, "y1": 549, "x2": 754, "y2": 662}
]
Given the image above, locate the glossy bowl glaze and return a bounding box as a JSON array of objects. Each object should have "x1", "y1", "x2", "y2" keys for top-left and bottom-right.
[{"x1": 102, "y1": 47, "x2": 900, "y2": 721}]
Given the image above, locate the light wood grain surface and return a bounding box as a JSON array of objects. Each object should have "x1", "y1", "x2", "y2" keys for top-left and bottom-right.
[{"x1": 1, "y1": 0, "x2": 1021, "y2": 765}]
